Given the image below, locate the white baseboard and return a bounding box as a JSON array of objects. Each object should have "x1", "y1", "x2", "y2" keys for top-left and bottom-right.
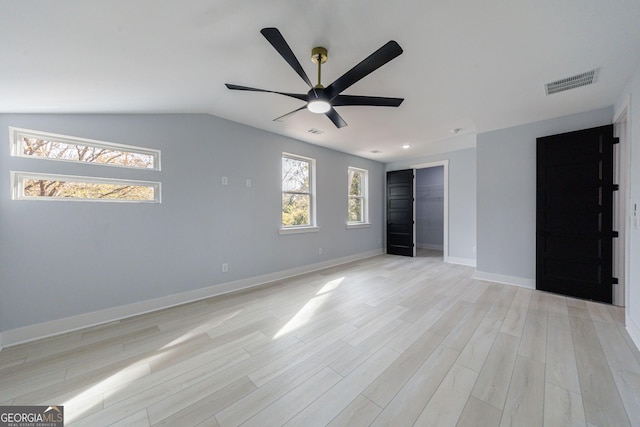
[
  {"x1": 474, "y1": 270, "x2": 535, "y2": 289},
  {"x1": 417, "y1": 243, "x2": 444, "y2": 250},
  {"x1": 445, "y1": 256, "x2": 476, "y2": 267},
  {"x1": 627, "y1": 314, "x2": 640, "y2": 352},
  {"x1": 0, "y1": 249, "x2": 383, "y2": 349}
]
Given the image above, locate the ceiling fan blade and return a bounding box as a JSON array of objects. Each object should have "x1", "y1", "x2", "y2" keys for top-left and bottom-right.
[
  {"x1": 225, "y1": 83, "x2": 307, "y2": 102},
  {"x1": 326, "y1": 40, "x2": 403, "y2": 100},
  {"x1": 325, "y1": 108, "x2": 348, "y2": 128},
  {"x1": 274, "y1": 106, "x2": 307, "y2": 122},
  {"x1": 332, "y1": 94, "x2": 404, "y2": 107},
  {"x1": 260, "y1": 28, "x2": 313, "y2": 89}
]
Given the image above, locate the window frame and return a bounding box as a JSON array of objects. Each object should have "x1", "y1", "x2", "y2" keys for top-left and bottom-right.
[
  {"x1": 9, "y1": 127, "x2": 161, "y2": 171},
  {"x1": 11, "y1": 171, "x2": 161, "y2": 203},
  {"x1": 280, "y1": 153, "x2": 318, "y2": 234},
  {"x1": 347, "y1": 166, "x2": 370, "y2": 228}
]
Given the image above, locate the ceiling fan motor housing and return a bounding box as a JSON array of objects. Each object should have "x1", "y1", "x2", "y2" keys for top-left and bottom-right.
[{"x1": 311, "y1": 47, "x2": 328, "y2": 64}]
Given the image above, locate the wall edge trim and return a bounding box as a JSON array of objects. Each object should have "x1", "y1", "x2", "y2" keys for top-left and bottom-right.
[
  {"x1": 473, "y1": 270, "x2": 535, "y2": 289},
  {"x1": 445, "y1": 256, "x2": 477, "y2": 267},
  {"x1": 0, "y1": 249, "x2": 383, "y2": 349}
]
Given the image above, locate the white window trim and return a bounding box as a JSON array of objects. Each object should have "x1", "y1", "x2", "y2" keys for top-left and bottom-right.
[
  {"x1": 346, "y1": 223, "x2": 371, "y2": 229},
  {"x1": 347, "y1": 166, "x2": 369, "y2": 227},
  {"x1": 281, "y1": 152, "x2": 317, "y2": 233},
  {"x1": 279, "y1": 225, "x2": 321, "y2": 235},
  {"x1": 11, "y1": 171, "x2": 161, "y2": 203},
  {"x1": 9, "y1": 127, "x2": 161, "y2": 171}
]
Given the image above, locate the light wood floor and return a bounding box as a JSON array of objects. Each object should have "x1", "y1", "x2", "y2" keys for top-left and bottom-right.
[{"x1": 1, "y1": 251, "x2": 639, "y2": 426}]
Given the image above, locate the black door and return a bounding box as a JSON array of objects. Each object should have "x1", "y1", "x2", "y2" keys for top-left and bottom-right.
[
  {"x1": 387, "y1": 169, "x2": 414, "y2": 256},
  {"x1": 536, "y1": 125, "x2": 618, "y2": 303}
]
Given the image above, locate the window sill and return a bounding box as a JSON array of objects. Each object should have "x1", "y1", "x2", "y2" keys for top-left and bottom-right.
[
  {"x1": 279, "y1": 226, "x2": 320, "y2": 235},
  {"x1": 346, "y1": 222, "x2": 372, "y2": 229}
]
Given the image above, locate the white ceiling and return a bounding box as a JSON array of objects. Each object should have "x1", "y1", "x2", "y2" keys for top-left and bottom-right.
[{"x1": 2, "y1": 1, "x2": 640, "y2": 162}]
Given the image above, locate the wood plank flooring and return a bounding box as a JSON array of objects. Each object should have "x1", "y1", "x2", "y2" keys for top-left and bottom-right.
[{"x1": 1, "y1": 250, "x2": 639, "y2": 426}]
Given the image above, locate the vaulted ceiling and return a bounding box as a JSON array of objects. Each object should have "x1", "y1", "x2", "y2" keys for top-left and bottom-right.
[{"x1": 2, "y1": 0, "x2": 639, "y2": 161}]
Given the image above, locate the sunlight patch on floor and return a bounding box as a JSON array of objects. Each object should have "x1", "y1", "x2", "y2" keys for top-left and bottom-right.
[
  {"x1": 64, "y1": 308, "x2": 243, "y2": 423},
  {"x1": 63, "y1": 356, "x2": 156, "y2": 423},
  {"x1": 159, "y1": 309, "x2": 243, "y2": 349},
  {"x1": 317, "y1": 277, "x2": 344, "y2": 295},
  {"x1": 273, "y1": 277, "x2": 344, "y2": 339}
]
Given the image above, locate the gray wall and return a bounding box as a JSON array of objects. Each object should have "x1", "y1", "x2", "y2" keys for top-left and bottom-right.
[
  {"x1": 416, "y1": 166, "x2": 444, "y2": 249},
  {"x1": 387, "y1": 146, "x2": 477, "y2": 263},
  {"x1": 476, "y1": 107, "x2": 613, "y2": 281},
  {"x1": 0, "y1": 114, "x2": 385, "y2": 332}
]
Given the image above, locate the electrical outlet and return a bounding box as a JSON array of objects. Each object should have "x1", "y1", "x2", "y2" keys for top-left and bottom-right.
[
  {"x1": 222, "y1": 263, "x2": 228, "y2": 272},
  {"x1": 318, "y1": 247, "x2": 323, "y2": 255},
  {"x1": 221, "y1": 176, "x2": 228, "y2": 185},
  {"x1": 246, "y1": 179, "x2": 252, "y2": 187}
]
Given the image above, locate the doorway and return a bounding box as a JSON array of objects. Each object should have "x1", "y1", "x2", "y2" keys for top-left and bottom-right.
[
  {"x1": 412, "y1": 161, "x2": 449, "y2": 260},
  {"x1": 416, "y1": 166, "x2": 445, "y2": 259},
  {"x1": 386, "y1": 161, "x2": 449, "y2": 258}
]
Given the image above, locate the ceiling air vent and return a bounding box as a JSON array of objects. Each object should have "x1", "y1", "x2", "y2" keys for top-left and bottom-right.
[
  {"x1": 307, "y1": 128, "x2": 324, "y2": 135},
  {"x1": 545, "y1": 69, "x2": 598, "y2": 95}
]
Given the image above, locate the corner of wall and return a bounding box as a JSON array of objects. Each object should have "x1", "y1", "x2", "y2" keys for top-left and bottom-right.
[{"x1": 626, "y1": 314, "x2": 640, "y2": 352}]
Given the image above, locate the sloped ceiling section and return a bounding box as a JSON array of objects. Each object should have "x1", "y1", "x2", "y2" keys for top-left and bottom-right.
[{"x1": 1, "y1": 0, "x2": 639, "y2": 161}]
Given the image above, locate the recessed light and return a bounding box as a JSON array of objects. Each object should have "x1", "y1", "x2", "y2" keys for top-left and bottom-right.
[
  {"x1": 402, "y1": 144, "x2": 411, "y2": 149},
  {"x1": 450, "y1": 128, "x2": 462, "y2": 134}
]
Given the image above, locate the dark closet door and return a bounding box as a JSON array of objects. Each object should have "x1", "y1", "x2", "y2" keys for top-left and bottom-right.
[
  {"x1": 536, "y1": 125, "x2": 617, "y2": 303},
  {"x1": 387, "y1": 169, "x2": 414, "y2": 257}
]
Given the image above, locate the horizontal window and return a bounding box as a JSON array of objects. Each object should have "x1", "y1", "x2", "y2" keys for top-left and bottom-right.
[
  {"x1": 11, "y1": 171, "x2": 160, "y2": 203},
  {"x1": 9, "y1": 127, "x2": 160, "y2": 170}
]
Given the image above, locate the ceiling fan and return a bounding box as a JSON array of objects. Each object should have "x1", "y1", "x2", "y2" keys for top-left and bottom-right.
[{"x1": 225, "y1": 27, "x2": 404, "y2": 129}]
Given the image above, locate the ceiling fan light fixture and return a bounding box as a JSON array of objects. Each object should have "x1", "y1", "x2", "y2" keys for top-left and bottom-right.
[{"x1": 307, "y1": 99, "x2": 331, "y2": 114}]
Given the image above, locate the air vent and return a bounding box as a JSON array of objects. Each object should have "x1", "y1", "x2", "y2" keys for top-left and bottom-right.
[
  {"x1": 307, "y1": 128, "x2": 324, "y2": 135},
  {"x1": 370, "y1": 150, "x2": 382, "y2": 154},
  {"x1": 545, "y1": 69, "x2": 598, "y2": 95}
]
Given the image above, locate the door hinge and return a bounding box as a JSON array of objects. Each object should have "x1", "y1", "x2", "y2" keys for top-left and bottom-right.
[
  {"x1": 613, "y1": 137, "x2": 620, "y2": 144},
  {"x1": 612, "y1": 277, "x2": 619, "y2": 284},
  {"x1": 612, "y1": 231, "x2": 619, "y2": 238}
]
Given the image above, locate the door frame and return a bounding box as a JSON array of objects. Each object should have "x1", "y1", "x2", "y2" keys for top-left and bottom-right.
[
  {"x1": 614, "y1": 98, "x2": 631, "y2": 307},
  {"x1": 410, "y1": 160, "x2": 449, "y2": 260}
]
